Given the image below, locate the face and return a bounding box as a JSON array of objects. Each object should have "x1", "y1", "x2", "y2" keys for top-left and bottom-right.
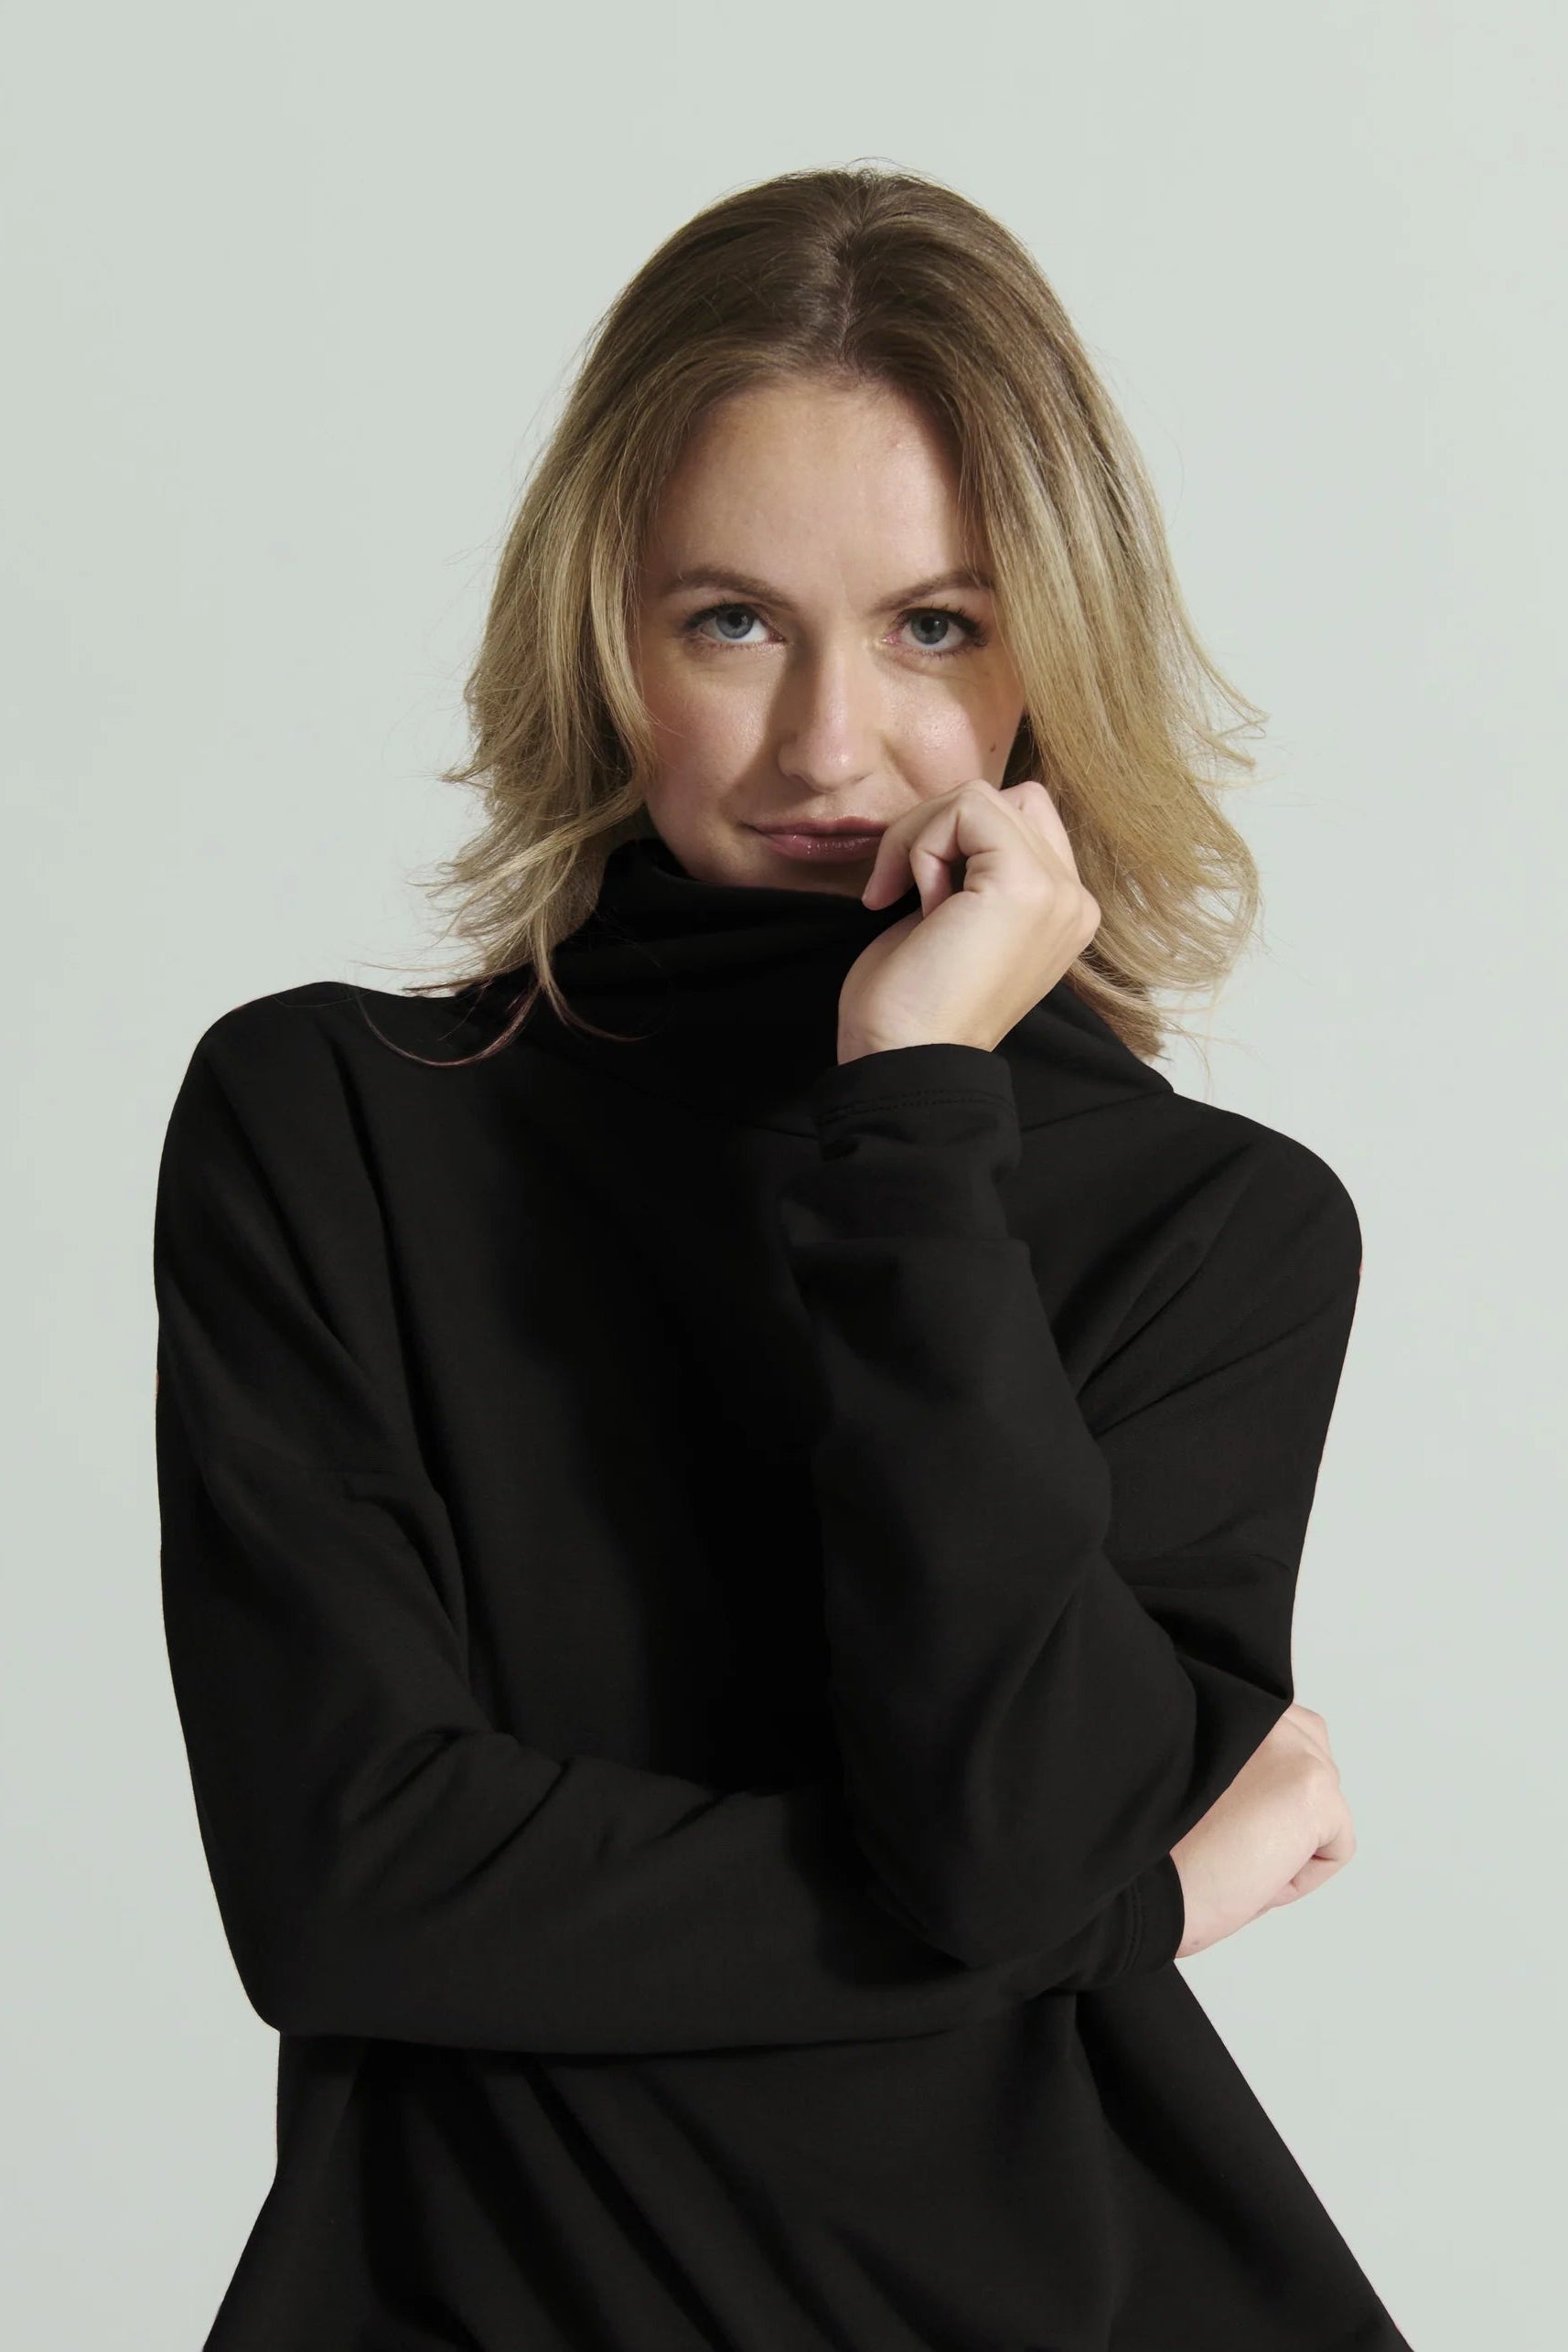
[{"x1": 630, "y1": 373, "x2": 1026, "y2": 893}]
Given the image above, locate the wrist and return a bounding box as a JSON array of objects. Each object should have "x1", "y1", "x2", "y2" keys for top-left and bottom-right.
[{"x1": 837, "y1": 1029, "x2": 995, "y2": 1064}]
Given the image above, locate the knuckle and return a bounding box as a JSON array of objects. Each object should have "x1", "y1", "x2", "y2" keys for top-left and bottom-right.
[{"x1": 1287, "y1": 1745, "x2": 1338, "y2": 1802}]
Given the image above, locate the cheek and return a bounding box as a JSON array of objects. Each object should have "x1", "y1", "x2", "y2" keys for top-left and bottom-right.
[
  {"x1": 895, "y1": 672, "x2": 1022, "y2": 775},
  {"x1": 639, "y1": 650, "x2": 769, "y2": 774}
]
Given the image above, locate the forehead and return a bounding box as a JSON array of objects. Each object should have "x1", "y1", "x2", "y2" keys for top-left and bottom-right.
[{"x1": 647, "y1": 377, "x2": 969, "y2": 566}]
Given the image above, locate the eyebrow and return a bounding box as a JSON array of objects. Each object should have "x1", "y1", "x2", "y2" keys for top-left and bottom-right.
[{"x1": 653, "y1": 564, "x2": 995, "y2": 607}]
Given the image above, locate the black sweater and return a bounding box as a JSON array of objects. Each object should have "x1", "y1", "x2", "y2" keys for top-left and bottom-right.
[{"x1": 152, "y1": 832, "x2": 1412, "y2": 2352}]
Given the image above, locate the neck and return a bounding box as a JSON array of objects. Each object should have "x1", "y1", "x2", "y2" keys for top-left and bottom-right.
[{"x1": 482, "y1": 832, "x2": 1172, "y2": 1135}]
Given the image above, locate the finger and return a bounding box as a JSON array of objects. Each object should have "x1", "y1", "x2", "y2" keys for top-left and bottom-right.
[
  {"x1": 861, "y1": 782, "x2": 993, "y2": 910},
  {"x1": 1259, "y1": 1851, "x2": 1345, "y2": 1912},
  {"x1": 999, "y1": 779, "x2": 1082, "y2": 879},
  {"x1": 1283, "y1": 1851, "x2": 1348, "y2": 1900},
  {"x1": 909, "y1": 835, "x2": 961, "y2": 914},
  {"x1": 860, "y1": 797, "x2": 961, "y2": 911},
  {"x1": 863, "y1": 778, "x2": 1067, "y2": 912},
  {"x1": 941, "y1": 777, "x2": 1070, "y2": 895}
]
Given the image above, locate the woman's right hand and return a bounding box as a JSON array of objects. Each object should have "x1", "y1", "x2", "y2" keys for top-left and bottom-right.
[{"x1": 1169, "y1": 1703, "x2": 1357, "y2": 1960}]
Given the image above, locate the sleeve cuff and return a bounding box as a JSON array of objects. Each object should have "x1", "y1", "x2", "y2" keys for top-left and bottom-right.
[
  {"x1": 787, "y1": 1046, "x2": 1022, "y2": 1244},
  {"x1": 807, "y1": 1043, "x2": 1015, "y2": 1132},
  {"x1": 1123, "y1": 1853, "x2": 1187, "y2": 1975}
]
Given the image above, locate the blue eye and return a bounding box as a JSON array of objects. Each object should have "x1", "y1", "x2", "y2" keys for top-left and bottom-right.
[
  {"x1": 682, "y1": 604, "x2": 985, "y2": 658},
  {"x1": 689, "y1": 604, "x2": 768, "y2": 647},
  {"x1": 902, "y1": 608, "x2": 983, "y2": 657}
]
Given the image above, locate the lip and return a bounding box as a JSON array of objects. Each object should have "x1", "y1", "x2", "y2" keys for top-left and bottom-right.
[
  {"x1": 747, "y1": 818, "x2": 888, "y2": 866},
  {"x1": 750, "y1": 818, "x2": 889, "y2": 836}
]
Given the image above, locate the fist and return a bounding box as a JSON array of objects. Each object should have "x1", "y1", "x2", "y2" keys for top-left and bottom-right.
[
  {"x1": 1169, "y1": 1703, "x2": 1358, "y2": 1960},
  {"x1": 837, "y1": 779, "x2": 1101, "y2": 1061}
]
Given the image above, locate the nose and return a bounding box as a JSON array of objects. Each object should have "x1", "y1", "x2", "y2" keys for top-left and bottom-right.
[{"x1": 773, "y1": 637, "x2": 881, "y2": 793}]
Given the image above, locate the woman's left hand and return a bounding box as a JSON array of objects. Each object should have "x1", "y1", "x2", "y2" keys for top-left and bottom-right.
[{"x1": 836, "y1": 779, "x2": 1101, "y2": 1062}]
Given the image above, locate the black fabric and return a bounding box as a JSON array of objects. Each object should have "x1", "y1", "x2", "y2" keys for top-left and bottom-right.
[{"x1": 153, "y1": 832, "x2": 1412, "y2": 2350}]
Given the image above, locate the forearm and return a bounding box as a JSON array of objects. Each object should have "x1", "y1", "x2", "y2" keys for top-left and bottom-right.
[{"x1": 779, "y1": 1043, "x2": 1357, "y2": 1970}]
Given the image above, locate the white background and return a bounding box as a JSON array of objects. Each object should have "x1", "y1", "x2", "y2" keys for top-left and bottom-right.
[{"x1": 5, "y1": 5, "x2": 1563, "y2": 2345}]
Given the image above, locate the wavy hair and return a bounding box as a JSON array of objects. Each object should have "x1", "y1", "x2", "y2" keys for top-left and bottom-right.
[{"x1": 374, "y1": 161, "x2": 1266, "y2": 1067}]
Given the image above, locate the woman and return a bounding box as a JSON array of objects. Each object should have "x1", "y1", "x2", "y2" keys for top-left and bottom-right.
[{"x1": 153, "y1": 166, "x2": 1412, "y2": 2350}]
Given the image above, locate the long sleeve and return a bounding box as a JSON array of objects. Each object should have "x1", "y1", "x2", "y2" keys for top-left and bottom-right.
[
  {"x1": 152, "y1": 1015, "x2": 1177, "y2": 2062},
  {"x1": 776, "y1": 1041, "x2": 1361, "y2": 1971}
]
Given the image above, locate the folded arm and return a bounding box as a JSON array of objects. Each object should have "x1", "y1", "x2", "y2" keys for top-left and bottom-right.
[
  {"x1": 152, "y1": 1008, "x2": 1176, "y2": 2059},
  {"x1": 777, "y1": 1041, "x2": 1362, "y2": 1970}
]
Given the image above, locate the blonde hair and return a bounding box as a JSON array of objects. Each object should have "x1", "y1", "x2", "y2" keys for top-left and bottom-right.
[{"x1": 382, "y1": 161, "x2": 1265, "y2": 1066}]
